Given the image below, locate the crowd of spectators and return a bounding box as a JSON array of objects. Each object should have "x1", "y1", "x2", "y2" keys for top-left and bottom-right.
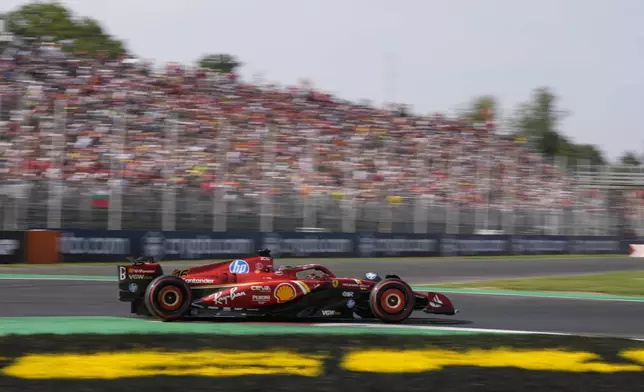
[{"x1": 0, "y1": 40, "x2": 642, "y2": 232}]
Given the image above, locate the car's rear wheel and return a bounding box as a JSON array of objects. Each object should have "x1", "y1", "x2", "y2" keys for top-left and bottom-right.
[
  {"x1": 144, "y1": 275, "x2": 192, "y2": 321},
  {"x1": 368, "y1": 278, "x2": 415, "y2": 323}
]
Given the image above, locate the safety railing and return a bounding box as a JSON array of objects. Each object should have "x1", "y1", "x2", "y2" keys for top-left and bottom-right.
[{"x1": 1, "y1": 179, "x2": 639, "y2": 236}]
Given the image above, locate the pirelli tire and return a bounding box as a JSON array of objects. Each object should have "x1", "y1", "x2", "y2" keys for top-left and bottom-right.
[
  {"x1": 368, "y1": 278, "x2": 415, "y2": 323},
  {"x1": 144, "y1": 275, "x2": 192, "y2": 321}
]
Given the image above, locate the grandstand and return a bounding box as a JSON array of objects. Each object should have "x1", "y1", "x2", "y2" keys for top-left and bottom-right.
[{"x1": 0, "y1": 38, "x2": 642, "y2": 236}]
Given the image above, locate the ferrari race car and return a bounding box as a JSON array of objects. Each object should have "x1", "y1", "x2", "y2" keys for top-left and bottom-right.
[{"x1": 117, "y1": 249, "x2": 457, "y2": 323}]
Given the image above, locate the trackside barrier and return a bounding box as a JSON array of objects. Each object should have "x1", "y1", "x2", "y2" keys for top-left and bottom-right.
[
  {"x1": 5, "y1": 230, "x2": 642, "y2": 264},
  {"x1": 45, "y1": 230, "x2": 643, "y2": 263},
  {"x1": 629, "y1": 244, "x2": 644, "y2": 257},
  {"x1": 0, "y1": 230, "x2": 59, "y2": 264},
  {"x1": 0, "y1": 231, "x2": 26, "y2": 264},
  {"x1": 25, "y1": 230, "x2": 60, "y2": 264}
]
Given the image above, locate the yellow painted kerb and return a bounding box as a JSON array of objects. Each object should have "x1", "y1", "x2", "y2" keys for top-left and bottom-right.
[
  {"x1": 341, "y1": 348, "x2": 644, "y2": 373},
  {"x1": 2, "y1": 350, "x2": 327, "y2": 379}
]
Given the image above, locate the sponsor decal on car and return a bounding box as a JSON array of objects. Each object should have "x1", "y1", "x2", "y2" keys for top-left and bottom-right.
[
  {"x1": 118, "y1": 266, "x2": 126, "y2": 281},
  {"x1": 274, "y1": 283, "x2": 296, "y2": 303},
  {"x1": 429, "y1": 294, "x2": 444, "y2": 308},
  {"x1": 321, "y1": 310, "x2": 339, "y2": 316},
  {"x1": 229, "y1": 260, "x2": 250, "y2": 274},
  {"x1": 292, "y1": 281, "x2": 311, "y2": 295},
  {"x1": 185, "y1": 278, "x2": 215, "y2": 284},
  {"x1": 213, "y1": 287, "x2": 246, "y2": 305},
  {"x1": 251, "y1": 285, "x2": 271, "y2": 292},
  {"x1": 332, "y1": 280, "x2": 339, "y2": 288},
  {"x1": 172, "y1": 269, "x2": 189, "y2": 277},
  {"x1": 128, "y1": 283, "x2": 138, "y2": 293},
  {"x1": 127, "y1": 274, "x2": 153, "y2": 280},
  {"x1": 346, "y1": 299, "x2": 356, "y2": 309},
  {"x1": 252, "y1": 295, "x2": 270, "y2": 302},
  {"x1": 342, "y1": 291, "x2": 354, "y2": 298},
  {"x1": 128, "y1": 267, "x2": 157, "y2": 274},
  {"x1": 255, "y1": 263, "x2": 263, "y2": 270},
  {"x1": 342, "y1": 283, "x2": 372, "y2": 290}
]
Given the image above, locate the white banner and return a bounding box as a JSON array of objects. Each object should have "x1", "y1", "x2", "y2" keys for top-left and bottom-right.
[{"x1": 629, "y1": 244, "x2": 644, "y2": 257}]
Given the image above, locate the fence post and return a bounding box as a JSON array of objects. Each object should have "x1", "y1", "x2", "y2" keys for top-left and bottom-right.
[
  {"x1": 413, "y1": 194, "x2": 428, "y2": 234},
  {"x1": 260, "y1": 192, "x2": 273, "y2": 232},
  {"x1": 378, "y1": 198, "x2": 393, "y2": 233},
  {"x1": 79, "y1": 185, "x2": 92, "y2": 228},
  {"x1": 161, "y1": 118, "x2": 178, "y2": 231},
  {"x1": 161, "y1": 185, "x2": 176, "y2": 231},
  {"x1": 107, "y1": 181, "x2": 122, "y2": 230},
  {"x1": 446, "y1": 202, "x2": 459, "y2": 234},
  {"x1": 341, "y1": 196, "x2": 356, "y2": 233},
  {"x1": 260, "y1": 125, "x2": 275, "y2": 233},
  {"x1": 47, "y1": 100, "x2": 66, "y2": 229},
  {"x1": 107, "y1": 112, "x2": 126, "y2": 231},
  {"x1": 640, "y1": 166, "x2": 644, "y2": 236},
  {"x1": 2, "y1": 182, "x2": 18, "y2": 230},
  {"x1": 213, "y1": 119, "x2": 230, "y2": 232},
  {"x1": 302, "y1": 194, "x2": 317, "y2": 229}
]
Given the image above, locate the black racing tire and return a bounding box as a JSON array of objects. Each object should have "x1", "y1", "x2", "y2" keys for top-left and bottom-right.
[
  {"x1": 368, "y1": 278, "x2": 415, "y2": 323},
  {"x1": 144, "y1": 275, "x2": 192, "y2": 321}
]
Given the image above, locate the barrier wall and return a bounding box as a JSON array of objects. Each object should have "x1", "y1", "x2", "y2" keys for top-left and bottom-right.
[
  {"x1": 25, "y1": 230, "x2": 60, "y2": 264},
  {"x1": 2, "y1": 229, "x2": 639, "y2": 264},
  {"x1": 0, "y1": 231, "x2": 25, "y2": 264},
  {"x1": 54, "y1": 229, "x2": 634, "y2": 262}
]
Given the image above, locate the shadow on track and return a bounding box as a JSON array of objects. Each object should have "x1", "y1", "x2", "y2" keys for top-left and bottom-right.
[{"x1": 123, "y1": 312, "x2": 473, "y2": 327}]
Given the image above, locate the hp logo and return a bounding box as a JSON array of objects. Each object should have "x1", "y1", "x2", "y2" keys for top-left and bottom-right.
[{"x1": 229, "y1": 259, "x2": 250, "y2": 274}]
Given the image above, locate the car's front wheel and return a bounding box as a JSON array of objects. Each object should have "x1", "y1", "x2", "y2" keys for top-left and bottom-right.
[
  {"x1": 144, "y1": 275, "x2": 192, "y2": 321},
  {"x1": 368, "y1": 278, "x2": 415, "y2": 323}
]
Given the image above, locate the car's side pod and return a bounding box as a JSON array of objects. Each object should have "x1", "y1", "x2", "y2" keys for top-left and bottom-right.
[{"x1": 117, "y1": 257, "x2": 164, "y2": 315}]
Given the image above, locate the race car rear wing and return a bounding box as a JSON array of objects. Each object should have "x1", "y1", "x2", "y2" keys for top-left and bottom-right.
[{"x1": 116, "y1": 257, "x2": 164, "y2": 305}]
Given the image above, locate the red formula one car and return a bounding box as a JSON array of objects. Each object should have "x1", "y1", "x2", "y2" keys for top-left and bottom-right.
[{"x1": 117, "y1": 249, "x2": 457, "y2": 323}]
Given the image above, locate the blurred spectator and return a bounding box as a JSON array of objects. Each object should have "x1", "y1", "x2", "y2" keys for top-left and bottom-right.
[{"x1": 0, "y1": 39, "x2": 642, "y2": 232}]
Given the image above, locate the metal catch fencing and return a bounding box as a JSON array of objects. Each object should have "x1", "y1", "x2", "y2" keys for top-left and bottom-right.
[{"x1": 0, "y1": 178, "x2": 640, "y2": 236}]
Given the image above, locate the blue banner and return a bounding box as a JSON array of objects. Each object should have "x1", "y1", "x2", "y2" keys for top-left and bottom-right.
[
  {"x1": 356, "y1": 233, "x2": 441, "y2": 258},
  {"x1": 58, "y1": 229, "x2": 260, "y2": 262},
  {"x1": 440, "y1": 235, "x2": 511, "y2": 257},
  {"x1": 54, "y1": 229, "x2": 634, "y2": 262},
  {"x1": 259, "y1": 232, "x2": 356, "y2": 258}
]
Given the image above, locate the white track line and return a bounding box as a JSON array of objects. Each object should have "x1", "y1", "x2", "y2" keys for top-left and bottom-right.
[
  {"x1": 315, "y1": 323, "x2": 571, "y2": 335},
  {"x1": 315, "y1": 323, "x2": 644, "y2": 341}
]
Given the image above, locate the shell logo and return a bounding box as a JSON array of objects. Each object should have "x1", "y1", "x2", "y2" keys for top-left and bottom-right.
[{"x1": 274, "y1": 283, "x2": 296, "y2": 303}]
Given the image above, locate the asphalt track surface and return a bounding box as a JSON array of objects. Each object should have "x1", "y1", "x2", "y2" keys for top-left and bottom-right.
[{"x1": 2, "y1": 256, "x2": 644, "y2": 338}]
